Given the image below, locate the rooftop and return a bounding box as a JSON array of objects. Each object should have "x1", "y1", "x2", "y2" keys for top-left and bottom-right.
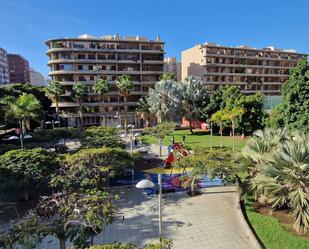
[
  {"x1": 201, "y1": 42, "x2": 303, "y2": 54},
  {"x1": 45, "y1": 34, "x2": 163, "y2": 44}
]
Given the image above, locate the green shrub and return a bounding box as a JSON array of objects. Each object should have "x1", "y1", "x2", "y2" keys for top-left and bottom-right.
[
  {"x1": 50, "y1": 147, "x2": 133, "y2": 192},
  {"x1": 31, "y1": 127, "x2": 79, "y2": 143},
  {"x1": 0, "y1": 148, "x2": 62, "y2": 199},
  {"x1": 89, "y1": 243, "x2": 137, "y2": 249},
  {"x1": 81, "y1": 126, "x2": 123, "y2": 148}
]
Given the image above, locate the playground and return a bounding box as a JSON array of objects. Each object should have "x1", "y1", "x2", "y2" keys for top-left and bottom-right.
[{"x1": 111, "y1": 141, "x2": 223, "y2": 193}]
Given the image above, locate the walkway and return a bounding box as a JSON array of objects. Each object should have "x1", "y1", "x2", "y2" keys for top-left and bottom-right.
[{"x1": 95, "y1": 186, "x2": 261, "y2": 249}]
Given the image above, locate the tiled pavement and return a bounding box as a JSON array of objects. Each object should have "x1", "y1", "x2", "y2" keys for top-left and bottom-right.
[{"x1": 94, "y1": 186, "x2": 261, "y2": 249}]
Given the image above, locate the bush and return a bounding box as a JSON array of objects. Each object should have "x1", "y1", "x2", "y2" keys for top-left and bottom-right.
[
  {"x1": 89, "y1": 243, "x2": 137, "y2": 249},
  {"x1": 81, "y1": 126, "x2": 124, "y2": 148},
  {"x1": 31, "y1": 127, "x2": 79, "y2": 143},
  {"x1": 50, "y1": 147, "x2": 133, "y2": 192},
  {"x1": 0, "y1": 148, "x2": 62, "y2": 199}
]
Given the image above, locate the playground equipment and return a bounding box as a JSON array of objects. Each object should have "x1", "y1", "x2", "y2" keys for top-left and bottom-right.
[{"x1": 163, "y1": 143, "x2": 190, "y2": 168}]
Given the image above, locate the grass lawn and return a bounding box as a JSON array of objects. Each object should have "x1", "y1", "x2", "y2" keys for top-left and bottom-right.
[
  {"x1": 245, "y1": 196, "x2": 309, "y2": 249},
  {"x1": 141, "y1": 129, "x2": 246, "y2": 151}
]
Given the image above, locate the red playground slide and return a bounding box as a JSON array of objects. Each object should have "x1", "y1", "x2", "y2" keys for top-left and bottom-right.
[{"x1": 163, "y1": 143, "x2": 189, "y2": 167}]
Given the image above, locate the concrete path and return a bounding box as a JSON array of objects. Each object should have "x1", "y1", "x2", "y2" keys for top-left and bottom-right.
[{"x1": 94, "y1": 186, "x2": 261, "y2": 249}]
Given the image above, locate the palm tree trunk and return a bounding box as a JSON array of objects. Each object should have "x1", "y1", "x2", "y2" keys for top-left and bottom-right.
[
  {"x1": 124, "y1": 96, "x2": 128, "y2": 132},
  {"x1": 58, "y1": 235, "x2": 66, "y2": 249},
  {"x1": 220, "y1": 125, "x2": 223, "y2": 148},
  {"x1": 232, "y1": 122, "x2": 235, "y2": 152},
  {"x1": 79, "y1": 99, "x2": 83, "y2": 131},
  {"x1": 56, "y1": 100, "x2": 60, "y2": 126}
]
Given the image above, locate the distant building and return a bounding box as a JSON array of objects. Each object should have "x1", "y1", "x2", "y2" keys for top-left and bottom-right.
[
  {"x1": 0, "y1": 47, "x2": 9, "y2": 84},
  {"x1": 164, "y1": 57, "x2": 181, "y2": 81},
  {"x1": 45, "y1": 34, "x2": 164, "y2": 127},
  {"x1": 30, "y1": 68, "x2": 46, "y2": 86},
  {"x1": 182, "y1": 42, "x2": 307, "y2": 96},
  {"x1": 8, "y1": 54, "x2": 30, "y2": 83}
]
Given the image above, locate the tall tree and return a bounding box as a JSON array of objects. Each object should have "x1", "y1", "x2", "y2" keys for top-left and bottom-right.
[
  {"x1": 45, "y1": 80, "x2": 64, "y2": 125},
  {"x1": 272, "y1": 59, "x2": 309, "y2": 132},
  {"x1": 72, "y1": 82, "x2": 88, "y2": 131},
  {"x1": 5, "y1": 93, "x2": 41, "y2": 133},
  {"x1": 180, "y1": 75, "x2": 209, "y2": 134},
  {"x1": 201, "y1": 85, "x2": 243, "y2": 120},
  {"x1": 148, "y1": 80, "x2": 182, "y2": 123},
  {"x1": 235, "y1": 93, "x2": 266, "y2": 136},
  {"x1": 93, "y1": 79, "x2": 109, "y2": 126},
  {"x1": 115, "y1": 75, "x2": 134, "y2": 131}
]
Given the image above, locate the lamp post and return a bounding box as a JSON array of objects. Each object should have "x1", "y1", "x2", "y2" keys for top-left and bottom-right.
[
  {"x1": 210, "y1": 121, "x2": 213, "y2": 149},
  {"x1": 9, "y1": 133, "x2": 32, "y2": 150},
  {"x1": 136, "y1": 174, "x2": 163, "y2": 249}
]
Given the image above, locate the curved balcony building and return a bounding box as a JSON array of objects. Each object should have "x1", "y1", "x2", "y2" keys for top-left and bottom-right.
[{"x1": 46, "y1": 34, "x2": 164, "y2": 127}]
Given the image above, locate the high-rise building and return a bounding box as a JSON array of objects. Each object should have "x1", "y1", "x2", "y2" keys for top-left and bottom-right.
[
  {"x1": 8, "y1": 54, "x2": 30, "y2": 83},
  {"x1": 45, "y1": 34, "x2": 164, "y2": 127},
  {"x1": 0, "y1": 47, "x2": 9, "y2": 84},
  {"x1": 164, "y1": 57, "x2": 181, "y2": 81},
  {"x1": 30, "y1": 68, "x2": 46, "y2": 86},
  {"x1": 182, "y1": 42, "x2": 307, "y2": 95}
]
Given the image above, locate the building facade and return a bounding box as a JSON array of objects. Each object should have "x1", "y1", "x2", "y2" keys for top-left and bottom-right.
[
  {"x1": 164, "y1": 57, "x2": 181, "y2": 81},
  {"x1": 30, "y1": 68, "x2": 46, "y2": 86},
  {"x1": 182, "y1": 42, "x2": 307, "y2": 95},
  {"x1": 0, "y1": 47, "x2": 9, "y2": 84},
  {"x1": 45, "y1": 34, "x2": 164, "y2": 127},
  {"x1": 8, "y1": 54, "x2": 30, "y2": 83}
]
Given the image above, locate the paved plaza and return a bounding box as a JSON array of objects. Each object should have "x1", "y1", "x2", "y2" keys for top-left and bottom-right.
[{"x1": 94, "y1": 186, "x2": 261, "y2": 249}]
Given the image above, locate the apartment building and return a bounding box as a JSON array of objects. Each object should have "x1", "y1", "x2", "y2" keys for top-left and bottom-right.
[
  {"x1": 164, "y1": 57, "x2": 181, "y2": 81},
  {"x1": 182, "y1": 43, "x2": 307, "y2": 96},
  {"x1": 8, "y1": 54, "x2": 30, "y2": 83},
  {"x1": 0, "y1": 47, "x2": 9, "y2": 84},
  {"x1": 46, "y1": 34, "x2": 164, "y2": 127}
]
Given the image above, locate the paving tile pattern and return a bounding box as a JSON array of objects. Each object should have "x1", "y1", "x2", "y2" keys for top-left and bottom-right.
[{"x1": 94, "y1": 187, "x2": 260, "y2": 249}]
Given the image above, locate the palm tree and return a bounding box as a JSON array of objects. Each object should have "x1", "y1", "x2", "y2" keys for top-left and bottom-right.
[
  {"x1": 115, "y1": 75, "x2": 133, "y2": 131},
  {"x1": 148, "y1": 79, "x2": 182, "y2": 123},
  {"x1": 222, "y1": 107, "x2": 244, "y2": 151},
  {"x1": 136, "y1": 96, "x2": 154, "y2": 127},
  {"x1": 211, "y1": 110, "x2": 225, "y2": 148},
  {"x1": 240, "y1": 128, "x2": 288, "y2": 176},
  {"x1": 251, "y1": 132, "x2": 309, "y2": 234},
  {"x1": 93, "y1": 79, "x2": 109, "y2": 126},
  {"x1": 180, "y1": 75, "x2": 209, "y2": 134},
  {"x1": 45, "y1": 80, "x2": 64, "y2": 125},
  {"x1": 5, "y1": 93, "x2": 41, "y2": 145},
  {"x1": 72, "y1": 82, "x2": 88, "y2": 131}
]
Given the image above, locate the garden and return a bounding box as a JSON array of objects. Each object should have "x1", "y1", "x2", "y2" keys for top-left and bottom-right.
[{"x1": 0, "y1": 59, "x2": 308, "y2": 248}]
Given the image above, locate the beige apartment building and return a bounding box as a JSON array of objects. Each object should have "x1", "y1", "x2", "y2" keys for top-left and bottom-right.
[
  {"x1": 182, "y1": 42, "x2": 307, "y2": 96},
  {"x1": 46, "y1": 34, "x2": 164, "y2": 127},
  {"x1": 164, "y1": 57, "x2": 181, "y2": 81}
]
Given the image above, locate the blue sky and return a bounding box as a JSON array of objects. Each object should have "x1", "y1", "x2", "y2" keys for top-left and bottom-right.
[{"x1": 1, "y1": 0, "x2": 309, "y2": 77}]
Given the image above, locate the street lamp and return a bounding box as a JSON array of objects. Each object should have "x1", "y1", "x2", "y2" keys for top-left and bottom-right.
[
  {"x1": 136, "y1": 174, "x2": 163, "y2": 249},
  {"x1": 9, "y1": 133, "x2": 32, "y2": 150}
]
